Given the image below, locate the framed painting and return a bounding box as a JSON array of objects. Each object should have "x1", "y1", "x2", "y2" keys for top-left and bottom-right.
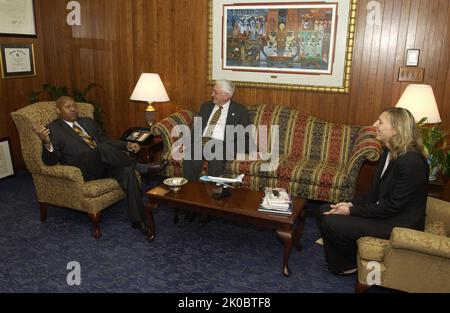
[
  {"x1": 208, "y1": 0, "x2": 357, "y2": 93},
  {"x1": 0, "y1": 0, "x2": 37, "y2": 37}
]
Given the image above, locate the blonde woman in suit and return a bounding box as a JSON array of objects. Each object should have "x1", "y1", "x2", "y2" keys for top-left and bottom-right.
[{"x1": 318, "y1": 107, "x2": 429, "y2": 275}]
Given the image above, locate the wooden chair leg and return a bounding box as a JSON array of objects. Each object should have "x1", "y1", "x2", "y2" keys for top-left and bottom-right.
[
  {"x1": 88, "y1": 212, "x2": 102, "y2": 239},
  {"x1": 39, "y1": 202, "x2": 47, "y2": 222},
  {"x1": 355, "y1": 281, "x2": 371, "y2": 293}
]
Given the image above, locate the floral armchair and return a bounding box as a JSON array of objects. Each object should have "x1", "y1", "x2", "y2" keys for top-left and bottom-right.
[
  {"x1": 356, "y1": 196, "x2": 450, "y2": 293},
  {"x1": 11, "y1": 101, "x2": 126, "y2": 238}
]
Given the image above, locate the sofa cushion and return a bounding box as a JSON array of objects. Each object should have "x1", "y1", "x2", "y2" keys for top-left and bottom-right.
[
  {"x1": 248, "y1": 104, "x2": 360, "y2": 163},
  {"x1": 82, "y1": 178, "x2": 122, "y2": 198},
  {"x1": 227, "y1": 156, "x2": 350, "y2": 190}
]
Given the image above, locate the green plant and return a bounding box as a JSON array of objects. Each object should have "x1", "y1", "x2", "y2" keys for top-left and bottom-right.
[
  {"x1": 418, "y1": 117, "x2": 449, "y2": 177},
  {"x1": 30, "y1": 83, "x2": 104, "y2": 129}
]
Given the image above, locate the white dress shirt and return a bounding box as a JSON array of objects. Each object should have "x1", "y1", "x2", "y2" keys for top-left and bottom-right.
[{"x1": 202, "y1": 101, "x2": 230, "y2": 141}]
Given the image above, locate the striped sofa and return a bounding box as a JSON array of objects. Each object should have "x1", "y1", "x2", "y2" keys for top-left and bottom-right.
[{"x1": 151, "y1": 104, "x2": 381, "y2": 203}]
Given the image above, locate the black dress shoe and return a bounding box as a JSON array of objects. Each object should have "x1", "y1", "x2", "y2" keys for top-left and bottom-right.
[
  {"x1": 324, "y1": 266, "x2": 357, "y2": 276},
  {"x1": 131, "y1": 222, "x2": 152, "y2": 240}
]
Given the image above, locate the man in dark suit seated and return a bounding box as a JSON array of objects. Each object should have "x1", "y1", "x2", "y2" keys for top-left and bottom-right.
[
  {"x1": 182, "y1": 79, "x2": 252, "y2": 181},
  {"x1": 34, "y1": 96, "x2": 167, "y2": 240},
  {"x1": 182, "y1": 79, "x2": 254, "y2": 223}
]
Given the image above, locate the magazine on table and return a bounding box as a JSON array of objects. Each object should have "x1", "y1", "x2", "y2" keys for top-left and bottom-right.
[
  {"x1": 259, "y1": 187, "x2": 293, "y2": 215},
  {"x1": 264, "y1": 187, "x2": 291, "y2": 203}
]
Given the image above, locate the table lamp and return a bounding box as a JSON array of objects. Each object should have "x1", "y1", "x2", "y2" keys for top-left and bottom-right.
[
  {"x1": 395, "y1": 84, "x2": 441, "y2": 123},
  {"x1": 396, "y1": 84, "x2": 444, "y2": 181},
  {"x1": 130, "y1": 73, "x2": 170, "y2": 127}
]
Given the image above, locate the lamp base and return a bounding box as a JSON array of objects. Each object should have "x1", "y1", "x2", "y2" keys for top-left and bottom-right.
[
  {"x1": 145, "y1": 110, "x2": 156, "y2": 127},
  {"x1": 145, "y1": 102, "x2": 156, "y2": 127}
]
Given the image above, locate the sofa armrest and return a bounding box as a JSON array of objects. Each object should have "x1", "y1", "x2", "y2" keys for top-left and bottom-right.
[
  {"x1": 390, "y1": 227, "x2": 450, "y2": 259},
  {"x1": 346, "y1": 126, "x2": 382, "y2": 172},
  {"x1": 40, "y1": 165, "x2": 84, "y2": 183},
  {"x1": 151, "y1": 109, "x2": 195, "y2": 156}
]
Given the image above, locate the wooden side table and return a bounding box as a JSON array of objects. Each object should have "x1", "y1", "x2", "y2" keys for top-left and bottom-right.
[
  {"x1": 124, "y1": 134, "x2": 164, "y2": 164},
  {"x1": 429, "y1": 176, "x2": 445, "y2": 199},
  {"x1": 135, "y1": 136, "x2": 164, "y2": 164}
]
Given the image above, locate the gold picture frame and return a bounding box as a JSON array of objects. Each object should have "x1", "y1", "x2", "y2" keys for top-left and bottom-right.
[
  {"x1": 208, "y1": 0, "x2": 357, "y2": 93},
  {"x1": 0, "y1": 43, "x2": 36, "y2": 79},
  {"x1": 0, "y1": 0, "x2": 37, "y2": 37}
]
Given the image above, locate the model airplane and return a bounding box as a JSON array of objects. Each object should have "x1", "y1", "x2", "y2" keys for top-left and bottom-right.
[{"x1": 199, "y1": 174, "x2": 244, "y2": 188}]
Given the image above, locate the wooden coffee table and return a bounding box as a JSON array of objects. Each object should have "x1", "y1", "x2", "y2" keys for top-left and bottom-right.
[{"x1": 145, "y1": 181, "x2": 307, "y2": 276}]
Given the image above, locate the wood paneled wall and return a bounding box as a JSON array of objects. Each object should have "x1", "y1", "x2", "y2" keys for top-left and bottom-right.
[{"x1": 2, "y1": 0, "x2": 450, "y2": 197}]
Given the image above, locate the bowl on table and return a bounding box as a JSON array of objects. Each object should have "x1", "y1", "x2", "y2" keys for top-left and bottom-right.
[{"x1": 163, "y1": 177, "x2": 187, "y2": 192}]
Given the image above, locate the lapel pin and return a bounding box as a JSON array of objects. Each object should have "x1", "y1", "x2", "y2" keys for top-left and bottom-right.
[{"x1": 232, "y1": 113, "x2": 235, "y2": 116}]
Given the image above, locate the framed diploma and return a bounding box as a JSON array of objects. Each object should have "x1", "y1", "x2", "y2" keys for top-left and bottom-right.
[
  {"x1": 0, "y1": 137, "x2": 15, "y2": 179},
  {"x1": 0, "y1": 0, "x2": 36, "y2": 37},
  {"x1": 0, "y1": 43, "x2": 36, "y2": 79}
]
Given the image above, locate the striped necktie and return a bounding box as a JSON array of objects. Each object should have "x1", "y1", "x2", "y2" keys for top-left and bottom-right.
[
  {"x1": 202, "y1": 106, "x2": 223, "y2": 145},
  {"x1": 72, "y1": 124, "x2": 97, "y2": 149}
]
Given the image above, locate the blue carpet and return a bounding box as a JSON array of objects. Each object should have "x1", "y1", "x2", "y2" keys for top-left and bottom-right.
[{"x1": 0, "y1": 172, "x2": 359, "y2": 292}]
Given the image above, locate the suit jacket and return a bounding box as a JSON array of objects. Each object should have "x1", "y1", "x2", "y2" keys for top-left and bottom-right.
[
  {"x1": 350, "y1": 148, "x2": 429, "y2": 231},
  {"x1": 42, "y1": 117, "x2": 127, "y2": 167},
  {"x1": 197, "y1": 100, "x2": 253, "y2": 158}
]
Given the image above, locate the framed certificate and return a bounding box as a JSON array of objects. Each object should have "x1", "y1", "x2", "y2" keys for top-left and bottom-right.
[
  {"x1": 405, "y1": 49, "x2": 420, "y2": 67},
  {"x1": 0, "y1": 43, "x2": 36, "y2": 79},
  {"x1": 0, "y1": 137, "x2": 15, "y2": 179},
  {"x1": 0, "y1": 0, "x2": 37, "y2": 37}
]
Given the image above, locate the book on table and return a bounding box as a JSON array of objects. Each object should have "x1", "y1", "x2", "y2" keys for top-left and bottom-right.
[
  {"x1": 258, "y1": 187, "x2": 292, "y2": 215},
  {"x1": 264, "y1": 187, "x2": 291, "y2": 205},
  {"x1": 258, "y1": 206, "x2": 292, "y2": 215}
]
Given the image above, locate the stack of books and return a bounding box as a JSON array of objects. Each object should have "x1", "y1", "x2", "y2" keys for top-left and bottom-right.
[{"x1": 258, "y1": 187, "x2": 292, "y2": 215}]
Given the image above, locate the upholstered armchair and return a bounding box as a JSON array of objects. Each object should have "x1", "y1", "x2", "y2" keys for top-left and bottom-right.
[
  {"x1": 11, "y1": 101, "x2": 126, "y2": 238},
  {"x1": 356, "y1": 197, "x2": 450, "y2": 293}
]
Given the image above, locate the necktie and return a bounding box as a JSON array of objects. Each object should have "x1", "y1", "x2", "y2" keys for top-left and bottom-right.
[
  {"x1": 202, "y1": 106, "x2": 223, "y2": 145},
  {"x1": 73, "y1": 124, "x2": 97, "y2": 149}
]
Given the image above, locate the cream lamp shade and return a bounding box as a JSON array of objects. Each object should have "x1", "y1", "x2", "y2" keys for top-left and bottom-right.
[
  {"x1": 130, "y1": 73, "x2": 170, "y2": 126},
  {"x1": 395, "y1": 84, "x2": 441, "y2": 123}
]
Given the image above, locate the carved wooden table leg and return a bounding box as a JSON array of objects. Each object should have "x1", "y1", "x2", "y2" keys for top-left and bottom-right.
[
  {"x1": 277, "y1": 230, "x2": 293, "y2": 277},
  {"x1": 294, "y1": 210, "x2": 306, "y2": 251}
]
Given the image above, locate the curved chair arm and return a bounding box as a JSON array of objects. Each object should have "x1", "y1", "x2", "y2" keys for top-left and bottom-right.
[
  {"x1": 346, "y1": 126, "x2": 382, "y2": 173},
  {"x1": 390, "y1": 227, "x2": 450, "y2": 259},
  {"x1": 151, "y1": 109, "x2": 195, "y2": 155},
  {"x1": 426, "y1": 197, "x2": 450, "y2": 235},
  {"x1": 40, "y1": 164, "x2": 84, "y2": 183}
]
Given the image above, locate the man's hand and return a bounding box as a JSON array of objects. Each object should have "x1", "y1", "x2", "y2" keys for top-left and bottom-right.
[
  {"x1": 323, "y1": 202, "x2": 352, "y2": 216},
  {"x1": 34, "y1": 125, "x2": 51, "y2": 145},
  {"x1": 127, "y1": 142, "x2": 141, "y2": 153}
]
